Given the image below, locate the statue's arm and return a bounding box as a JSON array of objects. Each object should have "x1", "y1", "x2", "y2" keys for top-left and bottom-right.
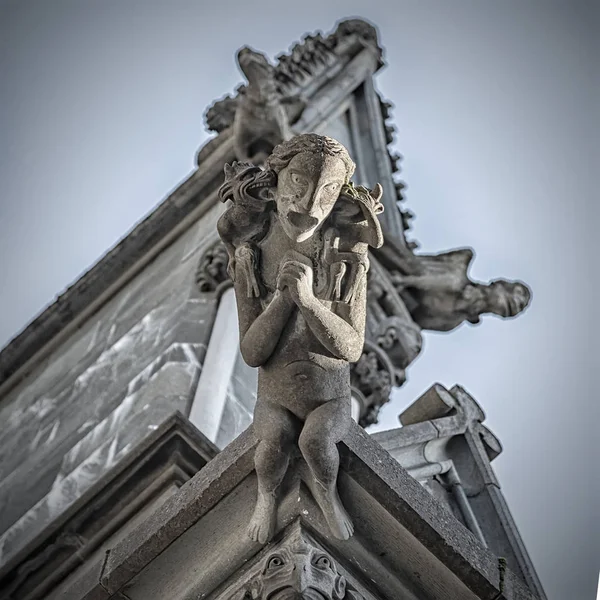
[
  {"x1": 233, "y1": 272, "x2": 295, "y2": 367},
  {"x1": 299, "y1": 287, "x2": 366, "y2": 363},
  {"x1": 278, "y1": 260, "x2": 365, "y2": 363}
]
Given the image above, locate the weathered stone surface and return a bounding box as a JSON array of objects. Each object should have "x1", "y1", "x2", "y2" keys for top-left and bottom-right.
[
  {"x1": 0, "y1": 414, "x2": 217, "y2": 600},
  {"x1": 0, "y1": 208, "x2": 225, "y2": 566},
  {"x1": 371, "y1": 383, "x2": 546, "y2": 600}
]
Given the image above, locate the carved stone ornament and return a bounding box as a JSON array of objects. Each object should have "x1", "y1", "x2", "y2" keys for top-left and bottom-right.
[
  {"x1": 203, "y1": 19, "x2": 383, "y2": 163},
  {"x1": 351, "y1": 340, "x2": 396, "y2": 428},
  {"x1": 228, "y1": 527, "x2": 365, "y2": 600},
  {"x1": 195, "y1": 239, "x2": 231, "y2": 293},
  {"x1": 374, "y1": 244, "x2": 532, "y2": 333},
  {"x1": 205, "y1": 46, "x2": 301, "y2": 164},
  {"x1": 218, "y1": 134, "x2": 384, "y2": 543}
]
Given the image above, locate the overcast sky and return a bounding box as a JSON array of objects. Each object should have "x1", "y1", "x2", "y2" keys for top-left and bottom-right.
[{"x1": 0, "y1": 1, "x2": 597, "y2": 598}]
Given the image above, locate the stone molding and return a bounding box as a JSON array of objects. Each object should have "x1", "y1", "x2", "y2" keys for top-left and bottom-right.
[
  {"x1": 0, "y1": 413, "x2": 217, "y2": 600},
  {"x1": 372, "y1": 383, "x2": 547, "y2": 600}
]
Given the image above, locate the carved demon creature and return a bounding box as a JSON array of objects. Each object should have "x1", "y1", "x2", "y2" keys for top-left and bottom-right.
[
  {"x1": 218, "y1": 134, "x2": 383, "y2": 544},
  {"x1": 218, "y1": 161, "x2": 276, "y2": 294}
]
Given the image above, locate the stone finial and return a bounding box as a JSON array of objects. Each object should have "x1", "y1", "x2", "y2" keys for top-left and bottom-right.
[{"x1": 217, "y1": 134, "x2": 384, "y2": 543}]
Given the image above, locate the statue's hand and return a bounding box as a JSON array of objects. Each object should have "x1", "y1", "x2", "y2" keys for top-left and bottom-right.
[{"x1": 277, "y1": 260, "x2": 314, "y2": 305}]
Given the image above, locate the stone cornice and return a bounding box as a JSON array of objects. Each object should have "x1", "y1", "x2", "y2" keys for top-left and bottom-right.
[{"x1": 58, "y1": 424, "x2": 538, "y2": 600}]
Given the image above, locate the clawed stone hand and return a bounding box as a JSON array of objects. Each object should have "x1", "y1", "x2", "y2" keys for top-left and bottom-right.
[{"x1": 277, "y1": 260, "x2": 314, "y2": 305}]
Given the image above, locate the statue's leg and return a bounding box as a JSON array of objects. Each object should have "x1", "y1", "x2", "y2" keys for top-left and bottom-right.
[
  {"x1": 298, "y1": 397, "x2": 354, "y2": 540},
  {"x1": 248, "y1": 398, "x2": 299, "y2": 544}
]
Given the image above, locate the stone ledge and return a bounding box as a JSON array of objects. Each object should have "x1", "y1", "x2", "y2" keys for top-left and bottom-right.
[{"x1": 59, "y1": 423, "x2": 538, "y2": 600}]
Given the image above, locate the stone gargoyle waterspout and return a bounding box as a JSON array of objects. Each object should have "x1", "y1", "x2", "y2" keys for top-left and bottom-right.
[{"x1": 217, "y1": 134, "x2": 383, "y2": 543}]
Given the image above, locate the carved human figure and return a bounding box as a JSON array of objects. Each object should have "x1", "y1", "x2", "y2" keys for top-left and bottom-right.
[{"x1": 218, "y1": 134, "x2": 383, "y2": 544}]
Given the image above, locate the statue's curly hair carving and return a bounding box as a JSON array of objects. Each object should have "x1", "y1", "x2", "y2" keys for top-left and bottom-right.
[{"x1": 266, "y1": 133, "x2": 356, "y2": 181}]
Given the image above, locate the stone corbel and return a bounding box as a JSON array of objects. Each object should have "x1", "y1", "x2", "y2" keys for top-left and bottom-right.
[{"x1": 221, "y1": 523, "x2": 367, "y2": 600}]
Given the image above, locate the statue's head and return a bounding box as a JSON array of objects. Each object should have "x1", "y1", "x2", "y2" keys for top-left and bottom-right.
[
  {"x1": 266, "y1": 134, "x2": 355, "y2": 243},
  {"x1": 484, "y1": 280, "x2": 531, "y2": 318},
  {"x1": 237, "y1": 46, "x2": 273, "y2": 83},
  {"x1": 257, "y1": 532, "x2": 346, "y2": 599},
  {"x1": 464, "y1": 279, "x2": 531, "y2": 323}
]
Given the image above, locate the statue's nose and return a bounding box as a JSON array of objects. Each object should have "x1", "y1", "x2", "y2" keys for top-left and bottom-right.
[
  {"x1": 291, "y1": 563, "x2": 310, "y2": 592},
  {"x1": 304, "y1": 191, "x2": 321, "y2": 215}
]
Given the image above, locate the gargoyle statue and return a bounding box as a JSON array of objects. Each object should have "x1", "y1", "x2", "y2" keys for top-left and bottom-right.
[
  {"x1": 218, "y1": 134, "x2": 383, "y2": 544},
  {"x1": 233, "y1": 47, "x2": 295, "y2": 163}
]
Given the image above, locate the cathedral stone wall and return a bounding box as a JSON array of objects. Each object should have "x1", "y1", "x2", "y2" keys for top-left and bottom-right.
[{"x1": 0, "y1": 202, "x2": 223, "y2": 567}]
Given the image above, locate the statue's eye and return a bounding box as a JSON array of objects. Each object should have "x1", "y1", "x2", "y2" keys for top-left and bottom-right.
[
  {"x1": 314, "y1": 555, "x2": 331, "y2": 569},
  {"x1": 328, "y1": 182, "x2": 340, "y2": 191},
  {"x1": 267, "y1": 555, "x2": 285, "y2": 569},
  {"x1": 290, "y1": 173, "x2": 307, "y2": 186}
]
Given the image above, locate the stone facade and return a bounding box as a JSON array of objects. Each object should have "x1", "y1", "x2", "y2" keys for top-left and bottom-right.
[{"x1": 0, "y1": 204, "x2": 224, "y2": 568}]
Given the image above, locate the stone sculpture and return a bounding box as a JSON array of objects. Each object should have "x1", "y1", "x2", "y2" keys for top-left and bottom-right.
[
  {"x1": 377, "y1": 246, "x2": 531, "y2": 332},
  {"x1": 230, "y1": 528, "x2": 364, "y2": 599},
  {"x1": 206, "y1": 46, "x2": 299, "y2": 163},
  {"x1": 218, "y1": 134, "x2": 384, "y2": 543}
]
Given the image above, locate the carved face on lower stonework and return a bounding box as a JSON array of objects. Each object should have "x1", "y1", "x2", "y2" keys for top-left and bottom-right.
[
  {"x1": 485, "y1": 280, "x2": 531, "y2": 318},
  {"x1": 258, "y1": 537, "x2": 346, "y2": 600},
  {"x1": 274, "y1": 151, "x2": 348, "y2": 243}
]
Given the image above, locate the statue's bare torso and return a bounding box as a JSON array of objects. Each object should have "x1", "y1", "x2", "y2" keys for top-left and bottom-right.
[{"x1": 257, "y1": 219, "x2": 350, "y2": 417}]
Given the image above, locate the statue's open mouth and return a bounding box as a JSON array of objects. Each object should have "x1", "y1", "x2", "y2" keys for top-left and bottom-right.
[{"x1": 287, "y1": 211, "x2": 319, "y2": 231}]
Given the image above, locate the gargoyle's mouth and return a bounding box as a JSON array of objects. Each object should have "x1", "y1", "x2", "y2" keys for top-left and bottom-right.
[
  {"x1": 245, "y1": 170, "x2": 276, "y2": 200},
  {"x1": 287, "y1": 211, "x2": 319, "y2": 231}
]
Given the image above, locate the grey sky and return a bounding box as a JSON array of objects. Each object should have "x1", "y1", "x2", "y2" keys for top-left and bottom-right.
[{"x1": 0, "y1": 1, "x2": 596, "y2": 598}]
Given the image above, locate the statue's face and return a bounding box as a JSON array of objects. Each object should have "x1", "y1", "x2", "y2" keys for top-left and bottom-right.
[
  {"x1": 485, "y1": 280, "x2": 531, "y2": 317},
  {"x1": 260, "y1": 544, "x2": 346, "y2": 600},
  {"x1": 274, "y1": 152, "x2": 347, "y2": 242},
  {"x1": 237, "y1": 46, "x2": 272, "y2": 82}
]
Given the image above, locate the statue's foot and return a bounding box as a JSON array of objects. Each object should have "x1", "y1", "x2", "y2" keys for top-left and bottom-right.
[
  {"x1": 247, "y1": 492, "x2": 276, "y2": 544},
  {"x1": 313, "y1": 481, "x2": 354, "y2": 540}
]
